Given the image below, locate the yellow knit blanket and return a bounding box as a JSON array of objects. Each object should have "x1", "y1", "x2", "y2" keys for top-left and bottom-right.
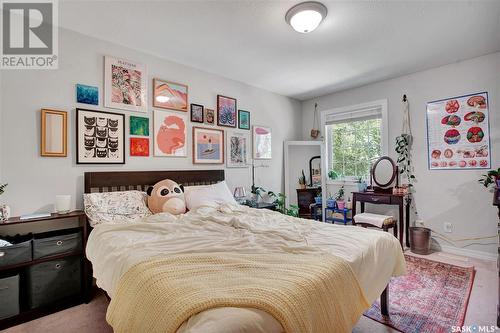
[{"x1": 106, "y1": 253, "x2": 370, "y2": 333}]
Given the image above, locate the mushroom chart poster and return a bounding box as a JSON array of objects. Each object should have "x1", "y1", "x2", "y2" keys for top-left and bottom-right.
[{"x1": 426, "y1": 92, "x2": 490, "y2": 170}]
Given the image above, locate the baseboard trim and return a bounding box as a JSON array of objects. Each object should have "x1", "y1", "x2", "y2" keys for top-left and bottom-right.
[{"x1": 431, "y1": 244, "x2": 497, "y2": 261}]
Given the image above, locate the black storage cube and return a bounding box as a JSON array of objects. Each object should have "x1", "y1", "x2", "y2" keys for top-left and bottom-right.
[
  {"x1": 0, "y1": 234, "x2": 32, "y2": 268},
  {"x1": 27, "y1": 257, "x2": 81, "y2": 309},
  {"x1": 33, "y1": 228, "x2": 82, "y2": 260},
  {"x1": 0, "y1": 274, "x2": 20, "y2": 319}
]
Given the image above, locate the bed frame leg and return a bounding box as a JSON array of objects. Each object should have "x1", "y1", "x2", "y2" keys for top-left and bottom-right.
[{"x1": 381, "y1": 285, "x2": 389, "y2": 316}]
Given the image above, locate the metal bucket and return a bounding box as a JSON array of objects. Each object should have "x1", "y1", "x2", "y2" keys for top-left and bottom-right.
[{"x1": 410, "y1": 227, "x2": 431, "y2": 255}]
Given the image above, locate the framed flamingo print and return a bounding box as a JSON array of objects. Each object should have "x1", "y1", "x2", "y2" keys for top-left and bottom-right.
[
  {"x1": 192, "y1": 127, "x2": 224, "y2": 164},
  {"x1": 153, "y1": 110, "x2": 187, "y2": 157},
  {"x1": 104, "y1": 56, "x2": 147, "y2": 113},
  {"x1": 153, "y1": 78, "x2": 188, "y2": 112},
  {"x1": 217, "y1": 95, "x2": 237, "y2": 127},
  {"x1": 253, "y1": 125, "x2": 272, "y2": 159}
]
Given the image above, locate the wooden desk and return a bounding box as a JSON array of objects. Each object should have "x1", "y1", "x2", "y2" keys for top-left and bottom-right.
[{"x1": 352, "y1": 191, "x2": 411, "y2": 248}]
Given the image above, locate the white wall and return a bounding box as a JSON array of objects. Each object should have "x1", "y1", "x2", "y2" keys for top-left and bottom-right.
[
  {"x1": 0, "y1": 28, "x2": 302, "y2": 216},
  {"x1": 301, "y1": 52, "x2": 500, "y2": 256}
]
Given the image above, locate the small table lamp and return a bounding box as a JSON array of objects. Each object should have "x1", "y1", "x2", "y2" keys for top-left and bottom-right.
[{"x1": 233, "y1": 187, "x2": 247, "y2": 204}]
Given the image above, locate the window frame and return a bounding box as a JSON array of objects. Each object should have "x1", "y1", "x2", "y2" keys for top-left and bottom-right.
[{"x1": 320, "y1": 99, "x2": 388, "y2": 185}]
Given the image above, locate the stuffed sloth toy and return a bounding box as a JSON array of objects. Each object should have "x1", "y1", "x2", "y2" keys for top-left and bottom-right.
[{"x1": 147, "y1": 179, "x2": 186, "y2": 215}]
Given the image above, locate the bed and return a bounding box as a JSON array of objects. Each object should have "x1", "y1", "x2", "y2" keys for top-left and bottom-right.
[{"x1": 83, "y1": 170, "x2": 406, "y2": 333}]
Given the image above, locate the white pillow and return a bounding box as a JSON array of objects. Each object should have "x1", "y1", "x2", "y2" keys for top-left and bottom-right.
[
  {"x1": 84, "y1": 190, "x2": 151, "y2": 227},
  {"x1": 184, "y1": 181, "x2": 237, "y2": 211}
]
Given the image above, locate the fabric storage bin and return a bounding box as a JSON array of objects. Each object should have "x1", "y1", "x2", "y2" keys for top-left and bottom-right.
[
  {"x1": 33, "y1": 228, "x2": 82, "y2": 260},
  {"x1": 0, "y1": 274, "x2": 20, "y2": 319},
  {"x1": 0, "y1": 234, "x2": 32, "y2": 268},
  {"x1": 27, "y1": 257, "x2": 81, "y2": 309}
]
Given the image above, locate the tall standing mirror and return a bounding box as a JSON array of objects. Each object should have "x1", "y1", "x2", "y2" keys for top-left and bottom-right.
[{"x1": 41, "y1": 109, "x2": 67, "y2": 157}]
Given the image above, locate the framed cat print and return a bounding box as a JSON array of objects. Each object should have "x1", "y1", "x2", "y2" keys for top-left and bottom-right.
[{"x1": 76, "y1": 108, "x2": 125, "y2": 164}]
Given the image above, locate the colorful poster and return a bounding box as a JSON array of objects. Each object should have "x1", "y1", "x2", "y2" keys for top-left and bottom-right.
[
  {"x1": 76, "y1": 84, "x2": 98, "y2": 105},
  {"x1": 153, "y1": 110, "x2": 187, "y2": 157},
  {"x1": 426, "y1": 92, "x2": 490, "y2": 170},
  {"x1": 130, "y1": 116, "x2": 149, "y2": 136},
  {"x1": 217, "y1": 95, "x2": 237, "y2": 127},
  {"x1": 130, "y1": 137, "x2": 150, "y2": 157},
  {"x1": 104, "y1": 56, "x2": 147, "y2": 113},
  {"x1": 253, "y1": 125, "x2": 272, "y2": 159},
  {"x1": 153, "y1": 78, "x2": 188, "y2": 112},
  {"x1": 226, "y1": 132, "x2": 249, "y2": 168},
  {"x1": 193, "y1": 127, "x2": 224, "y2": 164}
]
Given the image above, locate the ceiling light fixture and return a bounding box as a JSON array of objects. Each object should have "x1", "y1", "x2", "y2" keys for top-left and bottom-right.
[{"x1": 285, "y1": 1, "x2": 327, "y2": 34}]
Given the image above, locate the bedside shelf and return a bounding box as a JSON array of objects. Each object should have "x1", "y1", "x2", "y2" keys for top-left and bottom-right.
[{"x1": 0, "y1": 210, "x2": 91, "y2": 330}]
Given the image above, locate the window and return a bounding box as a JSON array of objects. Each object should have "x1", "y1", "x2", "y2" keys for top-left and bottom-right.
[{"x1": 322, "y1": 100, "x2": 387, "y2": 182}]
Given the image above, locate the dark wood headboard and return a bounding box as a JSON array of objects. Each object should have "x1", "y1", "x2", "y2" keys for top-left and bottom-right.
[{"x1": 84, "y1": 170, "x2": 225, "y2": 193}]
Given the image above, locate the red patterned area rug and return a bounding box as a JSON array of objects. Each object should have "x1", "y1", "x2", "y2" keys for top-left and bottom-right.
[{"x1": 364, "y1": 254, "x2": 475, "y2": 333}]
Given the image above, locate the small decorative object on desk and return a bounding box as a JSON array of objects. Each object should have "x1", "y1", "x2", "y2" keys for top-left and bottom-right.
[
  {"x1": 55, "y1": 195, "x2": 71, "y2": 214},
  {"x1": 298, "y1": 170, "x2": 306, "y2": 189}
]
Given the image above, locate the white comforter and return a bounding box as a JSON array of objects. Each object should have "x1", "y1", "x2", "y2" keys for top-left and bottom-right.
[{"x1": 86, "y1": 204, "x2": 406, "y2": 333}]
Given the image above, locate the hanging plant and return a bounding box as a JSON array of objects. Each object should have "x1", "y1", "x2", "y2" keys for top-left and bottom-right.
[{"x1": 395, "y1": 134, "x2": 416, "y2": 187}]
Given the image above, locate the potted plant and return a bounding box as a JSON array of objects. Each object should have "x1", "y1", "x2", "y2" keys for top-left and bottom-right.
[
  {"x1": 314, "y1": 189, "x2": 322, "y2": 205},
  {"x1": 354, "y1": 177, "x2": 367, "y2": 192},
  {"x1": 326, "y1": 192, "x2": 336, "y2": 208},
  {"x1": 250, "y1": 185, "x2": 265, "y2": 206},
  {"x1": 0, "y1": 183, "x2": 9, "y2": 221},
  {"x1": 336, "y1": 186, "x2": 345, "y2": 210},
  {"x1": 298, "y1": 170, "x2": 306, "y2": 189},
  {"x1": 479, "y1": 167, "x2": 500, "y2": 188},
  {"x1": 328, "y1": 170, "x2": 338, "y2": 180}
]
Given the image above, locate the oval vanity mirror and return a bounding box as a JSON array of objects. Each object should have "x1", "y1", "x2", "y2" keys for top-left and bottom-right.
[{"x1": 371, "y1": 156, "x2": 398, "y2": 192}]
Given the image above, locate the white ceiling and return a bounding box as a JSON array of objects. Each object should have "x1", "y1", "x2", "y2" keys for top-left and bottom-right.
[{"x1": 59, "y1": 1, "x2": 500, "y2": 101}]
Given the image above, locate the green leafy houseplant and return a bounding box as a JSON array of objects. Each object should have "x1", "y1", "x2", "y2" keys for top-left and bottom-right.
[
  {"x1": 479, "y1": 168, "x2": 500, "y2": 188},
  {"x1": 395, "y1": 134, "x2": 416, "y2": 187},
  {"x1": 267, "y1": 192, "x2": 300, "y2": 217},
  {"x1": 335, "y1": 186, "x2": 345, "y2": 201}
]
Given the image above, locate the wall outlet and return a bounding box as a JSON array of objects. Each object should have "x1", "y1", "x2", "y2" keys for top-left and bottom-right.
[{"x1": 443, "y1": 222, "x2": 453, "y2": 233}]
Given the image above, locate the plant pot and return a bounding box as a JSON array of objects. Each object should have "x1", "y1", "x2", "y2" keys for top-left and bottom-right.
[
  {"x1": 337, "y1": 201, "x2": 345, "y2": 210},
  {"x1": 410, "y1": 227, "x2": 431, "y2": 255},
  {"x1": 326, "y1": 199, "x2": 336, "y2": 208},
  {"x1": 314, "y1": 197, "x2": 322, "y2": 205}
]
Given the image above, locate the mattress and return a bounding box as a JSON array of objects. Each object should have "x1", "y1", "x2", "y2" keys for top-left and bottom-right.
[{"x1": 86, "y1": 204, "x2": 406, "y2": 333}]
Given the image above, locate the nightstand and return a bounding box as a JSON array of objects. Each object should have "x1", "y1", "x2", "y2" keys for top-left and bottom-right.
[
  {"x1": 243, "y1": 201, "x2": 277, "y2": 211},
  {"x1": 0, "y1": 211, "x2": 90, "y2": 330}
]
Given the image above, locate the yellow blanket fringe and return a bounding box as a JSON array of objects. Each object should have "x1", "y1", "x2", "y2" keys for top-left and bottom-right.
[{"x1": 106, "y1": 253, "x2": 370, "y2": 333}]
